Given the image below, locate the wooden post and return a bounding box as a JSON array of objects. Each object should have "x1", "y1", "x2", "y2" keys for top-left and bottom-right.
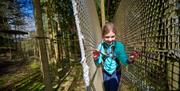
[
  {"x1": 32, "y1": 0, "x2": 52, "y2": 91},
  {"x1": 101, "y1": 0, "x2": 105, "y2": 28}
]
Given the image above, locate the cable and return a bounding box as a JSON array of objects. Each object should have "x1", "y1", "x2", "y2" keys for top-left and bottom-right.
[{"x1": 71, "y1": 0, "x2": 91, "y2": 91}]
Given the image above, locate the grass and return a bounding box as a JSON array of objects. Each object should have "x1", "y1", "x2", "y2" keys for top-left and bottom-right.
[{"x1": 0, "y1": 58, "x2": 41, "y2": 89}]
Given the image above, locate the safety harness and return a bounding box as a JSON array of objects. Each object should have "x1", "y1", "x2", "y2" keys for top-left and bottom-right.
[{"x1": 100, "y1": 41, "x2": 121, "y2": 71}]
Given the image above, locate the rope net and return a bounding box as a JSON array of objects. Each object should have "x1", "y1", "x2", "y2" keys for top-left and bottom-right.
[
  {"x1": 72, "y1": 0, "x2": 103, "y2": 91},
  {"x1": 114, "y1": 0, "x2": 180, "y2": 90}
]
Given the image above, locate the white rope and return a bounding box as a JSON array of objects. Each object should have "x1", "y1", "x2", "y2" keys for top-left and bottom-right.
[{"x1": 71, "y1": 0, "x2": 90, "y2": 87}]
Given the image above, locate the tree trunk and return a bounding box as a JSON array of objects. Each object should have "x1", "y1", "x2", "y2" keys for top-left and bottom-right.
[
  {"x1": 56, "y1": 20, "x2": 62, "y2": 61},
  {"x1": 32, "y1": 0, "x2": 52, "y2": 91},
  {"x1": 46, "y1": 0, "x2": 55, "y2": 59}
]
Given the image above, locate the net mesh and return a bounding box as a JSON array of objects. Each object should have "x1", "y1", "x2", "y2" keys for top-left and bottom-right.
[
  {"x1": 73, "y1": 0, "x2": 103, "y2": 91},
  {"x1": 114, "y1": 0, "x2": 180, "y2": 90}
]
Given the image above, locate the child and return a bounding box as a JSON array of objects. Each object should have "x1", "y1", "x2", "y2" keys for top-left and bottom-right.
[{"x1": 93, "y1": 22, "x2": 139, "y2": 91}]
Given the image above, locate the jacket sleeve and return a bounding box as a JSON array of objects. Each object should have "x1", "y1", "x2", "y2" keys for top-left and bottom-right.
[
  {"x1": 94, "y1": 43, "x2": 104, "y2": 65},
  {"x1": 116, "y1": 42, "x2": 129, "y2": 66}
]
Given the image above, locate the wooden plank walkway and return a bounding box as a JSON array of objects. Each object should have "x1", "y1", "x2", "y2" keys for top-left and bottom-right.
[{"x1": 57, "y1": 64, "x2": 136, "y2": 91}]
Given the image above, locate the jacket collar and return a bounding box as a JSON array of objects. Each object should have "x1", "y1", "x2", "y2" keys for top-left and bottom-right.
[{"x1": 102, "y1": 41, "x2": 115, "y2": 49}]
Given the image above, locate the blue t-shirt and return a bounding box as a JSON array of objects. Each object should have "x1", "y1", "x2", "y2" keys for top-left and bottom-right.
[{"x1": 95, "y1": 41, "x2": 128, "y2": 74}]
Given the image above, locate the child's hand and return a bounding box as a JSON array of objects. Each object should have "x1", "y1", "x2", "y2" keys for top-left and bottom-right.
[
  {"x1": 93, "y1": 49, "x2": 100, "y2": 60},
  {"x1": 129, "y1": 50, "x2": 140, "y2": 61}
]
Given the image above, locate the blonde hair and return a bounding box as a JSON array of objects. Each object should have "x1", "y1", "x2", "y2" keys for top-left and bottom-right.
[{"x1": 102, "y1": 22, "x2": 116, "y2": 36}]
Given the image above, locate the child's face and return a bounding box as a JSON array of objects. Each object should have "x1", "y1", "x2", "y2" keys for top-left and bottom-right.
[{"x1": 103, "y1": 31, "x2": 116, "y2": 44}]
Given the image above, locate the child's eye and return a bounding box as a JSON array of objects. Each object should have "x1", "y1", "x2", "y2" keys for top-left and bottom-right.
[
  {"x1": 111, "y1": 36, "x2": 115, "y2": 38},
  {"x1": 105, "y1": 36, "x2": 115, "y2": 38},
  {"x1": 105, "y1": 36, "x2": 110, "y2": 38}
]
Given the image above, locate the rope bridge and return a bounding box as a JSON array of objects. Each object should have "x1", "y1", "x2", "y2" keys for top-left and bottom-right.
[{"x1": 72, "y1": 0, "x2": 180, "y2": 91}]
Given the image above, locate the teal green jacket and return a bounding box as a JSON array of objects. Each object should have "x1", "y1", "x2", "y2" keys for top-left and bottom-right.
[{"x1": 95, "y1": 41, "x2": 128, "y2": 74}]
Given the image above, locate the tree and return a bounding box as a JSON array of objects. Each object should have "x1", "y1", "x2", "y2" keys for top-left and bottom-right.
[{"x1": 32, "y1": 0, "x2": 52, "y2": 91}]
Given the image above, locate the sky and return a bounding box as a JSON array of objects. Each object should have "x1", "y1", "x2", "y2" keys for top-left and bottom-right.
[{"x1": 19, "y1": 0, "x2": 35, "y2": 32}]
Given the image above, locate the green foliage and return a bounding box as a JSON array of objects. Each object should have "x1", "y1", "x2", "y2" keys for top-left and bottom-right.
[
  {"x1": 0, "y1": 0, "x2": 33, "y2": 56},
  {"x1": 27, "y1": 82, "x2": 44, "y2": 91},
  {"x1": 54, "y1": 0, "x2": 75, "y2": 32},
  {"x1": 29, "y1": 60, "x2": 40, "y2": 70},
  {"x1": 95, "y1": 0, "x2": 121, "y2": 22},
  {"x1": 0, "y1": 0, "x2": 32, "y2": 30},
  {"x1": 0, "y1": 0, "x2": 10, "y2": 30}
]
